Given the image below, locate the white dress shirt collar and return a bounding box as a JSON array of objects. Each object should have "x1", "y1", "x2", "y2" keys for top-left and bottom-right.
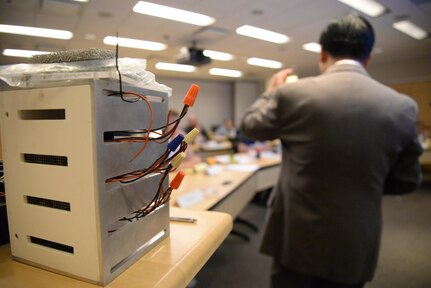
[{"x1": 335, "y1": 59, "x2": 362, "y2": 67}]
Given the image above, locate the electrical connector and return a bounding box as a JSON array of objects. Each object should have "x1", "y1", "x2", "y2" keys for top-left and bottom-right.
[
  {"x1": 183, "y1": 84, "x2": 200, "y2": 107},
  {"x1": 167, "y1": 134, "x2": 184, "y2": 151},
  {"x1": 170, "y1": 171, "x2": 185, "y2": 189},
  {"x1": 184, "y1": 128, "x2": 200, "y2": 144},
  {"x1": 171, "y1": 152, "x2": 186, "y2": 169}
]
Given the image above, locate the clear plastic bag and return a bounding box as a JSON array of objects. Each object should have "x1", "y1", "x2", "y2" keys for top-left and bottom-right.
[{"x1": 0, "y1": 58, "x2": 171, "y2": 96}]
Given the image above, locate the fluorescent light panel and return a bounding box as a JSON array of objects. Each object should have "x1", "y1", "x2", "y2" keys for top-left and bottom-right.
[
  {"x1": 2, "y1": 49, "x2": 50, "y2": 58},
  {"x1": 236, "y1": 25, "x2": 289, "y2": 44},
  {"x1": 393, "y1": 20, "x2": 428, "y2": 40},
  {"x1": 0, "y1": 24, "x2": 73, "y2": 39},
  {"x1": 209, "y1": 68, "x2": 242, "y2": 78},
  {"x1": 155, "y1": 62, "x2": 196, "y2": 72},
  {"x1": 203, "y1": 50, "x2": 233, "y2": 61},
  {"x1": 104, "y1": 36, "x2": 166, "y2": 51},
  {"x1": 133, "y1": 1, "x2": 215, "y2": 26},
  {"x1": 302, "y1": 42, "x2": 321, "y2": 53},
  {"x1": 247, "y1": 57, "x2": 283, "y2": 69},
  {"x1": 337, "y1": 0, "x2": 386, "y2": 17}
]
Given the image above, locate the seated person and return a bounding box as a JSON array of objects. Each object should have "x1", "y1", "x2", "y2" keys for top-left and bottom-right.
[
  {"x1": 236, "y1": 129, "x2": 257, "y2": 153},
  {"x1": 215, "y1": 119, "x2": 237, "y2": 140},
  {"x1": 168, "y1": 110, "x2": 202, "y2": 168},
  {"x1": 184, "y1": 113, "x2": 209, "y2": 143},
  {"x1": 236, "y1": 129, "x2": 281, "y2": 155}
]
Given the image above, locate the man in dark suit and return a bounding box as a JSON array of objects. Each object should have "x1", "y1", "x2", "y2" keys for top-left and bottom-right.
[{"x1": 240, "y1": 13, "x2": 422, "y2": 288}]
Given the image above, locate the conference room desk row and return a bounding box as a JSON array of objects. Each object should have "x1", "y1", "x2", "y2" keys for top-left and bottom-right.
[{"x1": 170, "y1": 152, "x2": 282, "y2": 219}]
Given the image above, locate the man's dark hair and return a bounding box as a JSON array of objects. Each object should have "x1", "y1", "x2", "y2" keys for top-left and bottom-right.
[{"x1": 319, "y1": 13, "x2": 375, "y2": 61}]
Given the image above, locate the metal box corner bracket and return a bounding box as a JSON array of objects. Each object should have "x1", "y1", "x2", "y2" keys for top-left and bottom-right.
[{"x1": 0, "y1": 79, "x2": 170, "y2": 285}]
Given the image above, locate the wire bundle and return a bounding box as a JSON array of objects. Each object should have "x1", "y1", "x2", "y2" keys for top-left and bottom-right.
[
  {"x1": 106, "y1": 84, "x2": 200, "y2": 223},
  {"x1": 119, "y1": 154, "x2": 186, "y2": 222},
  {"x1": 106, "y1": 128, "x2": 199, "y2": 184},
  {"x1": 108, "y1": 84, "x2": 199, "y2": 162}
]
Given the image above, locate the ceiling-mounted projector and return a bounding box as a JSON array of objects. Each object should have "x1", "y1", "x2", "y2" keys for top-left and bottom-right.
[{"x1": 177, "y1": 47, "x2": 211, "y2": 66}]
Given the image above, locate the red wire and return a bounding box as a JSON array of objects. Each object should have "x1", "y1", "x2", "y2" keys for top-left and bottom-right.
[{"x1": 120, "y1": 92, "x2": 154, "y2": 162}]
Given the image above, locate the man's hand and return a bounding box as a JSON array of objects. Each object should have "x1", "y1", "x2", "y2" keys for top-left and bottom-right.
[{"x1": 266, "y1": 68, "x2": 294, "y2": 93}]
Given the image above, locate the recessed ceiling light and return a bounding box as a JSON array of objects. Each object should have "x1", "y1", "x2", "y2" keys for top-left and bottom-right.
[
  {"x1": 2, "y1": 48, "x2": 50, "y2": 58},
  {"x1": 133, "y1": 1, "x2": 215, "y2": 26},
  {"x1": 0, "y1": 24, "x2": 73, "y2": 40},
  {"x1": 155, "y1": 62, "x2": 196, "y2": 72},
  {"x1": 393, "y1": 20, "x2": 429, "y2": 40},
  {"x1": 103, "y1": 36, "x2": 166, "y2": 51},
  {"x1": 337, "y1": 0, "x2": 387, "y2": 17},
  {"x1": 236, "y1": 25, "x2": 289, "y2": 44},
  {"x1": 203, "y1": 50, "x2": 234, "y2": 61},
  {"x1": 302, "y1": 42, "x2": 321, "y2": 53},
  {"x1": 247, "y1": 57, "x2": 283, "y2": 69},
  {"x1": 209, "y1": 68, "x2": 242, "y2": 78}
]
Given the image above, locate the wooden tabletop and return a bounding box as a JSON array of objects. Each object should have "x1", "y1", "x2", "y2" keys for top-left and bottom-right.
[{"x1": 0, "y1": 208, "x2": 232, "y2": 288}]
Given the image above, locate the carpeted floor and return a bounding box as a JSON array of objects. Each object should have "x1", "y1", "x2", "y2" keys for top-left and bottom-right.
[{"x1": 193, "y1": 182, "x2": 431, "y2": 288}]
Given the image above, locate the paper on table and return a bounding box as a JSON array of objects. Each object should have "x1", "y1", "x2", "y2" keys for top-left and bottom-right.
[
  {"x1": 225, "y1": 164, "x2": 259, "y2": 172},
  {"x1": 206, "y1": 164, "x2": 223, "y2": 176},
  {"x1": 214, "y1": 154, "x2": 231, "y2": 164},
  {"x1": 234, "y1": 154, "x2": 254, "y2": 164},
  {"x1": 260, "y1": 151, "x2": 281, "y2": 159},
  {"x1": 176, "y1": 190, "x2": 204, "y2": 208},
  {"x1": 175, "y1": 188, "x2": 218, "y2": 208},
  {"x1": 214, "y1": 153, "x2": 254, "y2": 164}
]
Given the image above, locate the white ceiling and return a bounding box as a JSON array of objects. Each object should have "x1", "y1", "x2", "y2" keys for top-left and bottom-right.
[{"x1": 0, "y1": 0, "x2": 430, "y2": 83}]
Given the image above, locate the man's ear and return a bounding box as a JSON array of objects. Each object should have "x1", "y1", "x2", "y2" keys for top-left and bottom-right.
[
  {"x1": 319, "y1": 50, "x2": 329, "y2": 73},
  {"x1": 320, "y1": 50, "x2": 328, "y2": 63},
  {"x1": 362, "y1": 56, "x2": 371, "y2": 68}
]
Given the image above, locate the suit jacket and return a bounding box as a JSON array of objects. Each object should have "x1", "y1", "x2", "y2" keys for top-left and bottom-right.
[{"x1": 240, "y1": 63, "x2": 423, "y2": 284}]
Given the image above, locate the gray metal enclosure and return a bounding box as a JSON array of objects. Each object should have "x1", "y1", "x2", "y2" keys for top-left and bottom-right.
[{"x1": 0, "y1": 78, "x2": 171, "y2": 285}]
